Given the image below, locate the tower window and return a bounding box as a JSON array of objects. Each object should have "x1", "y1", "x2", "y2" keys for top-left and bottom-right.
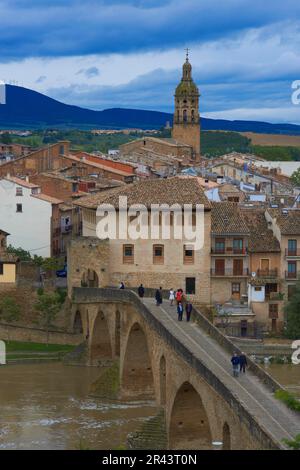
[
  {"x1": 183, "y1": 110, "x2": 187, "y2": 123},
  {"x1": 191, "y1": 109, "x2": 195, "y2": 122}
]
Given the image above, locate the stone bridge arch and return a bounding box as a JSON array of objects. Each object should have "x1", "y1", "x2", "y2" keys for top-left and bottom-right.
[
  {"x1": 121, "y1": 321, "x2": 155, "y2": 400},
  {"x1": 159, "y1": 355, "x2": 167, "y2": 406},
  {"x1": 169, "y1": 381, "x2": 212, "y2": 450},
  {"x1": 90, "y1": 309, "x2": 113, "y2": 365},
  {"x1": 73, "y1": 310, "x2": 83, "y2": 334},
  {"x1": 71, "y1": 289, "x2": 291, "y2": 450},
  {"x1": 81, "y1": 269, "x2": 99, "y2": 288},
  {"x1": 223, "y1": 422, "x2": 231, "y2": 450}
]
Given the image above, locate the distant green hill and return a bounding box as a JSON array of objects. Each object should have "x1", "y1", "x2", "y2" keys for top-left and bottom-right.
[{"x1": 1, "y1": 84, "x2": 300, "y2": 135}]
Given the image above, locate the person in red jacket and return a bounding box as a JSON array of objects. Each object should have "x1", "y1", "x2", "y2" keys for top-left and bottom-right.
[{"x1": 175, "y1": 289, "x2": 183, "y2": 305}]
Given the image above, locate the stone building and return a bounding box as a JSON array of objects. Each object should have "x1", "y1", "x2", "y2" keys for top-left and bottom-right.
[
  {"x1": 69, "y1": 177, "x2": 211, "y2": 305},
  {"x1": 211, "y1": 203, "x2": 250, "y2": 305},
  {"x1": 172, "y1": 51, "x2": 201, "y2": 162},
  {"x1": 266, "y1": 208, "x2": 300, "y2": 302},
  {"x1": 119, "y1": 53, "x2": 201, "y2": 166}
]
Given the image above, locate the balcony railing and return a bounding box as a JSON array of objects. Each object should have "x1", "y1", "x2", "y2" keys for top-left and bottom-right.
[
  {"x1": 285, "y1": 249, "x2": 300, "y2": 257},
  {"x1": 256, "y1": 269, "x2": 278, "y2": 278},
  {"x1": 285, "y1": 271, "x2": 298, "y2": 280},
  {"x1": 211, "y1": 247, "x2": 248, "y2": 255},
  {"x1": 211, "y1": 268, "x2": 249, "y2": 277}
]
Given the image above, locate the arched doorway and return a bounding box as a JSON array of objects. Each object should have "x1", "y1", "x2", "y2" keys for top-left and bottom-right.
[
  {"x1": 115, "y1": 310, "x2": 121, "y2": 357},
  {"x1": 169, "y1": 382, "x2": 212, "y2": 449},
  {"x1": 81, "y1": 269, "x2": 99, "y2": 287},
  {"x1": 90, "y1": 310, "x2": 112, "y2": 364},
  {"x1": 122, "y1": 323, "x2": 154, "y2": 399},
  {"x1": 73, "y1": 310, "x2": 83, "y2": 334},
  {"x1": 159, "y1": 355, "x2": 166, "y2": 405},
  {"x1": 222, "y1": 422, "x2": 231, "y2": 450}
]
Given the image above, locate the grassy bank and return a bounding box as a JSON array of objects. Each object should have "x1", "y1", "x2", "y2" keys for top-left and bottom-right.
[{"x1": 4, "y1": 340, "x2": 75, "y2": 363}]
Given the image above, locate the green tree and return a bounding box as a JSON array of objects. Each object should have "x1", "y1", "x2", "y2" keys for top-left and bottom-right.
[
  {"x1": 284, "y1": 282, "x2": 300, "y2": 339},
  {"x1": 34, "y1": 292, "x2": 61, "y2": 345},
  {"x1": 291, "y1": 168, "x2": 300, "y2": 187},
  {"x1": 7, "y1": 245, "x2": 32, "y2": 261},
  {"x1": 0, "y1": 297, "x2": 21, "y2": 322},
  {"x1": 1, "y1": 132, "x2": 12, "y2": 144}
]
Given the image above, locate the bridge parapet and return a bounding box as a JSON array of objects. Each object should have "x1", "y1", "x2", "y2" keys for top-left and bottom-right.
[
  {"x1": 71, "y1": 286, "x2": 292, "y2": 450},
  {"x1": 72, "y1": 287, "x2": 283, "y2": 395}
]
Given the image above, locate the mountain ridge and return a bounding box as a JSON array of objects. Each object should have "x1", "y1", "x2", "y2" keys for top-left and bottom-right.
[{"x1": 0, "y1": 85, "x2": 300, "y2": 135}]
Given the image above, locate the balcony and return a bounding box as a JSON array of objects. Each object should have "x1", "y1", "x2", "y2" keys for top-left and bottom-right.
[
  {"x1": 211, "y1": 268, "x2": 249, "y2": 277},
  {"x1": 256, "y1": 269, "x2": 278, "y2": 278},
  {"x1": 285, "y1": 249, "x2": 300, "y2": 257},
  {"x1": 211, "y1": 247, "x2": 248, "y2": 256},
  {"x1": 285, "y1": 271, "x2": 298, "y2": 280}
]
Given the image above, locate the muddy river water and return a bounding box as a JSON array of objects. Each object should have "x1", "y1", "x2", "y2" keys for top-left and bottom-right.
[{"x1": 0, "y1": 362, "x2": 299, "y2": 449}]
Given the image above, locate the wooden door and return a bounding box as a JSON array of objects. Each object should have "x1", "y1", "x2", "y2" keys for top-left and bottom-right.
[
  {"x1": 215, "y1": 259, "x2": 225, "y2": 275},
  {"x1": 232, "y1": 282, "x2": 241, "y2": 300},
  {"x1": 261, "y1": 259, "x2": 269, "y2": 275},
  {"x1": 233, "y1": 259, "x2": 243, "y2": 276}
]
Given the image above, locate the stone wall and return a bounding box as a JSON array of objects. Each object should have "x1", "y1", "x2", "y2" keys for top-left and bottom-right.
[
  {"x1": 0, "y1": 322, "x2": 82, "y2": 345},
  {"x1": 0, "y1": 142, "x2": 70, "y2": 177}
]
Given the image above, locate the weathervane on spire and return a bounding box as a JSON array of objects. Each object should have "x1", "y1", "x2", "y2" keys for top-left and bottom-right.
[{"x1": 185, "y1": 48, "x2": 189, "y2": 61}]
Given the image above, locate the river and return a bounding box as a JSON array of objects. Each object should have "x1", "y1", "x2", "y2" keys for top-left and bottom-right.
[
  {"x1": 263, "y1": 363, "x2": 300, "y2": 397},
  {"x1": 0, "y1": 362, "x2": 298, "y2": 450},
  {"x1": 0, "y1": 363, "x2": 158, "y2": 450}
]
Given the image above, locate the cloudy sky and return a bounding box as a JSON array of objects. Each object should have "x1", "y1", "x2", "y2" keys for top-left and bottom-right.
[{"x1": 0, "y1": 0, "x2": 300, "y2": 123}]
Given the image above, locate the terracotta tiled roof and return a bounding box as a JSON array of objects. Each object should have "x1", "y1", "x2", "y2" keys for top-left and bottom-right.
[
  {"x1": 5, "y1": 176, "x2": 40, "y2": 189},
  {"x1": 211, "y1": 202, "x2": 249, "y2": 235},
  {"x1": 75, "y1": 177, "x2": 211, "y2": 210},
  {"x1": 0, "y1": 229, "x2": 10, "y2": 236},
  {"x1": 218, "y1": 184, "x2": 241, "y2": 194},
  {"x1": 267, "y1": 208, "x2": 300, "y2": 235},
  {"x1": 31, "y1": 193, "x2": 63, "y2": 204},
  {"x1": 241, "y1": 209, "x2": 281, "y2": 252}
]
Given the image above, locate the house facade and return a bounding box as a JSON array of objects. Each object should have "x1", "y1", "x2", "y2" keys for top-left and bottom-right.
[
  {"x1": 69, "y1": 177, "x2": 212, "y2": 305},
  {"x1": 0, "y1": 176, "x2": 62, "y2": 258}
]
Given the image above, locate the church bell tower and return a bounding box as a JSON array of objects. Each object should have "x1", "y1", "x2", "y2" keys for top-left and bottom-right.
[{"x1": 172, "y1": 51, "x2": 201, "y2": 162}]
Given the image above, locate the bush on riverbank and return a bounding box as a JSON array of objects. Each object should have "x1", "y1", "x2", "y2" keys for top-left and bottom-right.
[{"x1": 275, "y1": 389, "x2": 300, "y2": 412}]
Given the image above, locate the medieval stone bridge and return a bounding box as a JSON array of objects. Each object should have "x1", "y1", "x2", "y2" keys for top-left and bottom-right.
[{"x1": 71, "y1": 287, "x2": 300, "y2": 450}]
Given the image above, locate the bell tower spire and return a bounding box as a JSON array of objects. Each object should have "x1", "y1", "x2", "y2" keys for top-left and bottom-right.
[{"x1": 172, "y1": 51, "x2": 201, "y2": 162}]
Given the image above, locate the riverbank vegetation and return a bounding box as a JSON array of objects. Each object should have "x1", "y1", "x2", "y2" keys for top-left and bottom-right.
[
  {"x1": 275, "y1": 389, "x2": 300, "y2": 412},
  {"x1": 283, "y1": 434, "x2": 300, "y2": 450}
]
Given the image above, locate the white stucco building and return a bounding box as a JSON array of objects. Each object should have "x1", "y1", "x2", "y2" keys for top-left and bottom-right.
[{"x1": 0, "y1": 176, "x2": 62, "y2": 257}]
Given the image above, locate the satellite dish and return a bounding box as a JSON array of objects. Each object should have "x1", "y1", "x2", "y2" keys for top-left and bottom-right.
[{"x1": 252, "y1": 272, "x2": 256, "y2": 278}]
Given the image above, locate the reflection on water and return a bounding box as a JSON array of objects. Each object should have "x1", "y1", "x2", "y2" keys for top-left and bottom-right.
[
  {"x1": 0, "y1": 363, "x2": 158, "y2": 450},
  {"x1": 263, "y1": 363, "x2": 300, "y2": 397}
]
